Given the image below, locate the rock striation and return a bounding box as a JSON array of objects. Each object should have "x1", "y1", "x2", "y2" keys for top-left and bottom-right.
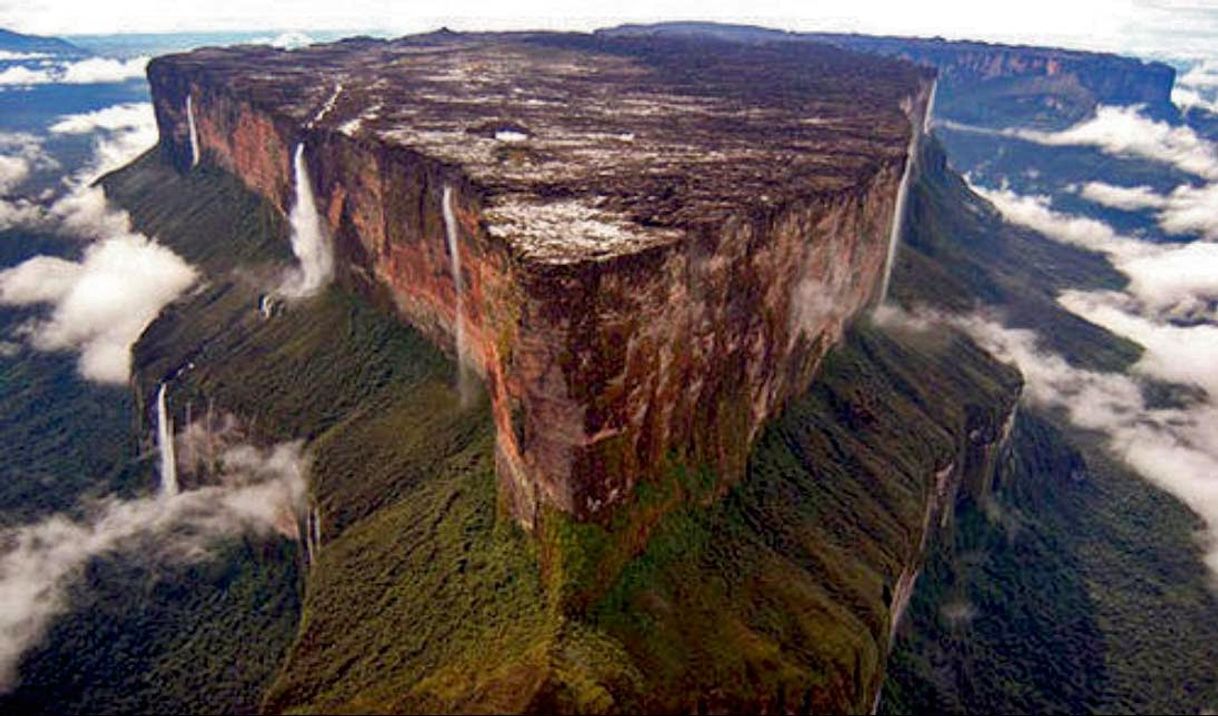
[{"x1": 147, "y1": 31, "x2": 933, "y2": 527}]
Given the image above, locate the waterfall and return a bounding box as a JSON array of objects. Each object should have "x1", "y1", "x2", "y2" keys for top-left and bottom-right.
[
  {"x1": 280, "y1": 143, "x2": 334, "y2": 298},
  {"x1": 877, "y1": 136, "x2": 916, "y2": 304},
  {"x1": 877, "y1": 80, "x2": 936, "y2": 305},
  {"x1": 156, "y1": 382, "x2": 179, "y2": 497},
  {"x1": 442, "y1": 185, "x2": 473, "y2": 405},
  {"x1": 302, "y1": 506, "x2": 322, "y2": 566},
  {"x1": 923, "y1": 79, "x2": 938, "y2": 134},
  {"x1": 186, "y1": 95, "x2": 200, "y2": 168}
]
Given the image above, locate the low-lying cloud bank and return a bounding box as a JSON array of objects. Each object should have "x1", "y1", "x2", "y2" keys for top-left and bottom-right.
[
  {"x1": 945, "y1": 104, "x2": 1218, "y2": 242},
  {"x1": 0, "y1": 56, "x2": 148, "y2": 86},
  {"x1": 1078, "y1": 181, "x2": 1168, "y2": 211},
  {"x1": 958, "y1": 168, "x2": 1218, "y2": 586},
  {"x1": 54, "y1": 102, "x2": 160, "y2": 182},
  {"x1": 0, "y1": 234, "x2": 197, "y2": 383},
  {"x1": 940, "y1": 105, "x2": 1218, "y2": 179},
  {"x1": 954, "y1": 311, "x2": 1218, "y2": 580},
  {"x1": 972, "y1": 183, "x2": 1218, "y2": 320},
  {"x1": 1174, "y1": 59, "x2": 1218, "y2": 113},
  {"x1": 1072, "y1": 178, "x2": 1218, "y2": 242},
  {"x1": 0, "y1": 132, "x2": 57, "y2": 195},
  {"x1": 0, "y1": 51, "x2": 50, "y2": 61},
  {"x1": 0, "y1": 102, "x2": 197, "y2": 384},
  {"x1": 882, "y1": 298, "x2": 1218, "y2": 586},
  {"x1": 0, "y1": 435, "x2": 310, "y2": 691}
]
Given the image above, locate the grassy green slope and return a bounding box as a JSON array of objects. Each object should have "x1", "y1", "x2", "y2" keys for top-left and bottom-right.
[
  {"x1": 576, "y1": 324, "x2": 1019, "y2": 714},
  {"x1": 107, "y1": 150, "x2": 559, "y2": 714}
]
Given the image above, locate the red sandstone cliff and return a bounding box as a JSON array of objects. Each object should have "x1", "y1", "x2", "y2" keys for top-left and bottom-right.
[{"x1": 147, "y1": 32, "x2": 934, "y2": 527}]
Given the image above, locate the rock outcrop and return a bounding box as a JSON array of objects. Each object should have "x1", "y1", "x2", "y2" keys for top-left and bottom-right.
[{"x1": 147, "y1": 31, "x2": 933, "y2": 527}]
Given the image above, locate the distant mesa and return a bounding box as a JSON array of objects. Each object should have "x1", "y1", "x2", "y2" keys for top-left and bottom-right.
[{"x1": 0, "y1": 27, "x2": 86, "y2": 56}]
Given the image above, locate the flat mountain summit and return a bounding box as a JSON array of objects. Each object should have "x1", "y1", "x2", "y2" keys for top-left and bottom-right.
[{"x1": 153, "y1": 32, "x2": 927, "y2": 263}]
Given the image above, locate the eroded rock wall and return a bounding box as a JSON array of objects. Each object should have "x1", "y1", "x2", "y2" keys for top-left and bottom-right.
[{"x1": 148, "y1": 59, "x2": 932, "y2": 527}]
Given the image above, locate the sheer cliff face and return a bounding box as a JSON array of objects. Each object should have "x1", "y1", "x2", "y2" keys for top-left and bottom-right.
[{"x1": 148, "y1": 33, "x2": 932, "y2": 526}]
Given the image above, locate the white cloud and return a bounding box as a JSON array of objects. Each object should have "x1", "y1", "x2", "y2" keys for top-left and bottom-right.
[
  {"x1": 953, "y1": 143, "x2": 1218, "y2": 583},
  {"x1": 974, "y1": 182, "x2": 1218, "y2": 319},
  {"x1": 58, "y1": 56, "x2": 148, "y2": 84},
  {"x1": 0, "y1": 104, "x2": 156, "y2": 236},
  {"x1": 0, "y1": 64, "x2": 53, "y2": 85},
  {"x1": 1078, "y1": 181, "x2": 1168, "y2": 211},
  {"x1": 0, "y1": 154, "x2": 29, "y2": 194},
  {"x1": 0, "y1": 197, "x2": 42, "y2": 230},
  {"x1": 1119, "y1": 242, "x2": 1218, "y2": 319},
  {"x1": 0, "y1": 105, "x2": 166, "y2": 365},
  {"x1": 0, "y1": 232, "x2": 197, "y2": 384},
  {"x1": 0, "y1": 106, "x2": 192, "y2": 386},
  {"x1": 50, "y1": 186, "x2": 132, "y2": 237},
  {"x1": 0, "y1": 57, "x2": 147, "y2": 86},
  {"x1": 0, "y1": 437, "x2": 309, "y2": 691},
  {"x1": 1018, "y1": 106, "x2": 1218, "y2": 179},
  {"x1": 969, "y1": 182, "x2": 1146, "y2": 255},
  {"x1": 0, "y1": 50, "x2": 51, "y2": 61},
  {"x1": 81, "y1": 120, "x2": 158, "y2": 180},
  {"x1": 953, "y1": 311, "x2": 1218, "y2": 582},
  {"x1": 1059, "y1": 290, "x2": 1218, "y2": 396},
  {"x1": 0, "y1": 254, "x2": 82, "y2": 303},
  {"x1": 946, "y1": 106, "x2": 1218, "y2": 180},
  {"x1": 53, "y1": 102, "x2": 158, "y2": 183},
  {"x1": 48, "y1": 102, "x2": 152, "y2": 134},
  {"x1": 0, "y1": 133, "x2": 59, "y2": 195},
  {"x1": 1178, "y1": 59, "x2": 1218, "y2": 89},
  {"x1": 1173, "y1": 85, "x2": 1218, "y2": 114},
  {"x1": 1159, "y1": 181, "x2": 1218, "y2": 240}
]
